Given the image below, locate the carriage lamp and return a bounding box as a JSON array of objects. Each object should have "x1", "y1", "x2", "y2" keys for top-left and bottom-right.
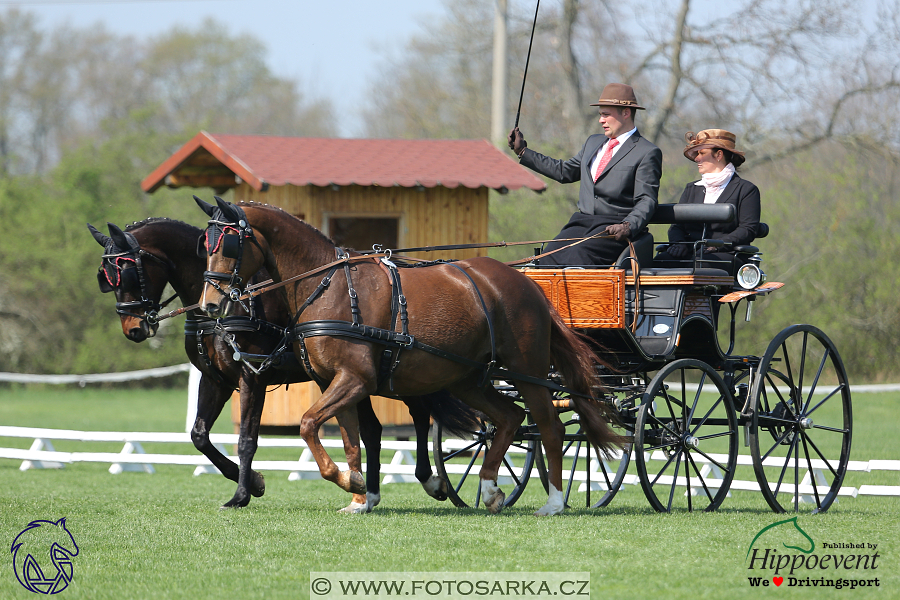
[{"x1": 736, "y1": 263, "x2": 766, "y2": 290}]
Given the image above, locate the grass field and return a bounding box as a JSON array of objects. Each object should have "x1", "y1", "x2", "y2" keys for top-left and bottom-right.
[{"x1": 0, "y1": 385, "x2": 897, "y2": 599}]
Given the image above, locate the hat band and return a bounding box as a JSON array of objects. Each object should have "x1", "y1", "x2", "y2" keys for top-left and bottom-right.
[{"x1": 596, "y1": 98, "x2": 639, "y2": 106}]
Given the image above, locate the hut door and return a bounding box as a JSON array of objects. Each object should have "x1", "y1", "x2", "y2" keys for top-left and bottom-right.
[{"x1": 328, "y1": 216, "x2": 399, "y2": 252}]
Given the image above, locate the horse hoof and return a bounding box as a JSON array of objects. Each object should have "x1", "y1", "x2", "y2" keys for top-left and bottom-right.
[
  {"x1": 346, "y1": 471, "x2": 366, "y2": 495},
  {"x1": 481, "y1": 480, "x2": 505, "y2": 514},
  {"x1": 423, "y1": 475, "x2": 448, "y2": 501},
  {"x1": 220, "y1": 497, "x2": 249, "y2": 510},
  {"x1": 338, "y1": 501, "x2": 369, "y2": 514},
  {"x1": 250, "y1": 471, "x2": 266, "y2": 497},
  {"x1": 534, "y1": 484, "x2": 565, "y2": 516},
  {"x1": 366, "y1": 491, "x2": 381, "y2": 509}
]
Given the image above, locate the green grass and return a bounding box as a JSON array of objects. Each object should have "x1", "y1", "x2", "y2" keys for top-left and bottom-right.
[{"x1": 1, "y1": 386, "x2": 897, "y2": 599}]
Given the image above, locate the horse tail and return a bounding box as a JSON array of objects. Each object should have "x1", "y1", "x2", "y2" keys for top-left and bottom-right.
[
  {"x1": 419, "y1": 390, "x2": 484, "y2": 439},
  {"x1": 547, "y1": 304, "x2": 627, "y2": 458}
]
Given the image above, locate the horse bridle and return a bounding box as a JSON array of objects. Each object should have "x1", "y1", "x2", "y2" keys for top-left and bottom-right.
[
  {"x1": 99, "y1": 242, "x2": 177, "y2": 326},
  {"x1": 202, "y1": 207, "x2": 265, "y2": 306}
]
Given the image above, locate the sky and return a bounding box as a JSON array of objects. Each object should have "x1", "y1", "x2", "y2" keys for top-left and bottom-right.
[{"x1": 8, "y1": 0, "x2": 449, "y2": 137}]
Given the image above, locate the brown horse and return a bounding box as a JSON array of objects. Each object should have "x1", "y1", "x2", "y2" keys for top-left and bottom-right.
[
  {"x1": 89, "y1": 218, "x2": 475, "y2": 512},
  {"x1": 199, "y1": 198, "x2": 624, "y2": 515}
]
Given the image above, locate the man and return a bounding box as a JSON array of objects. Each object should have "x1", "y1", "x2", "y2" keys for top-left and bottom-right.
[{"x1": 509, "y1": 83, "x2": 662, "y2": 266}]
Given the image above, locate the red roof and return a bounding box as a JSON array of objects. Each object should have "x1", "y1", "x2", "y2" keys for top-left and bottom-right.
[{"x1": 141, "y1": 131, "x2": 546, "y2": 193}]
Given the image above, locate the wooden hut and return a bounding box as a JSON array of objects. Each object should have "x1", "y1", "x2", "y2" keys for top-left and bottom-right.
[{"x1": 142, "y1": 131, "x2": 546, "y2": 432}]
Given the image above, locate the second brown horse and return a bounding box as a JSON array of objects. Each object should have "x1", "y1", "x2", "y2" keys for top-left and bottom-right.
[{"x1": 199, "y1": 198, "x2": 624, "y2": 515}]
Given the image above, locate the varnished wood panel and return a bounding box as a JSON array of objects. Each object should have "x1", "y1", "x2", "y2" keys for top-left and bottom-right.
[
  {"x1": 521, "y1": 268, "x2": 626, "y2": 329},
  {"x1": 683, "y1": 294, "x2": 713, "y2": 319}
]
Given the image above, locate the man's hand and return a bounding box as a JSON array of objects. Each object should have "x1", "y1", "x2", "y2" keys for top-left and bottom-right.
[
  {"x1": 667, "y1": 243, "x2": 690, "y2": 258},
  {"x1": 508, "y1": 127, "x2": 527, "y2": 156},
  {"x1": 605, "y1": 222, "x2": 631, "y2": 241}
]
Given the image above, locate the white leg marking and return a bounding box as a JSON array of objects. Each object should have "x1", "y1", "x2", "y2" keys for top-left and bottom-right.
[
  {"x1": 338, "y1": 500, "x2": 368, "y2": 514},
  {"x1": 534, "y1": 483, "x2": 565, "y2": 516},
  {"x1": 481, "y1": 479, "x2": 506, "y2": 514}
]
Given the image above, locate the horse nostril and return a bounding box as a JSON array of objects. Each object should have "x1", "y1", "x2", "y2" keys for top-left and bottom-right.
[
  {"x1": 127, "y1": 328, "x2": 147, "y2": 343},
  {"x1": 205, "y1": 303, "x2": 220, "y2": 318}
]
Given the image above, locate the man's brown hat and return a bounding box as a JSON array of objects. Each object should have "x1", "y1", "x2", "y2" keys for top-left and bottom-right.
[
  {"x1": 683, "y1": 129, "x2": 746, "y2": 167},
  {"x1": 590, "y1": 83, "x2": 645, "y2": 110}
]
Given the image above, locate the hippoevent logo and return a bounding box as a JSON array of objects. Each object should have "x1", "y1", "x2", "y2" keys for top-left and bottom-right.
[
  {"x1": 746, "y1": 517, "x2": 880, "y2": 590},
  {"x1": 10, "y1": 518, "x2": 79, "y2": 594}
]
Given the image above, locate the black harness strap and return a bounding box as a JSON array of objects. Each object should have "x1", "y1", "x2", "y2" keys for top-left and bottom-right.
[{"x1": 446, "y1": 262, "x2": 497, "y2": 386}]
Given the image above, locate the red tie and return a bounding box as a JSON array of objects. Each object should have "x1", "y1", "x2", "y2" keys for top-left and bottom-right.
[{"x1": 592, "y1": 139, "x2": 619, "y2": 182}]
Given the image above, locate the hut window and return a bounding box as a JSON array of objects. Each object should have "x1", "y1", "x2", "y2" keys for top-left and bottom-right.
[{"x1": 328, "y1": 217, "x2": 399, "y2": 252}]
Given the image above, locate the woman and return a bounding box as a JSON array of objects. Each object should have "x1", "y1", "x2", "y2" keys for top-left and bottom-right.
[{"x1": 655, "y1": 129, "x2": 760, "y2": 274}]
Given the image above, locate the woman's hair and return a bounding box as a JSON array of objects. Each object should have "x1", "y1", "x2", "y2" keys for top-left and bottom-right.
[{"x1": 720, "y1": 149, "x2": 740, "y2": 172}]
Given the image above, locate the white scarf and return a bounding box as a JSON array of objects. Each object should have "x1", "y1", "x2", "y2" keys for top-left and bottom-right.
[{"x1": 695, "y1": 162, "x2": 735, "y2": 204}]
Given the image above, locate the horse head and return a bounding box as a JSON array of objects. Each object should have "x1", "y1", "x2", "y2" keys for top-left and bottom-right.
[
  {"x1": 195, "y1": 196, "x2": 270, "y2": 318},
  {"x1": 87, "y1": 221, "x2": 173, "y2": 342}
]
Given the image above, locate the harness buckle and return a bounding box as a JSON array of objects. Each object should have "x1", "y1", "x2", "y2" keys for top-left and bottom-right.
[{"x1": 397, "y1": 334, "x2": 415, "y2": 347}]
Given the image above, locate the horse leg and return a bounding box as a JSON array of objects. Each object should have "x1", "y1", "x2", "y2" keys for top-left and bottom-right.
[
  {"x1": 298, "y1": 374, "x2": 370, "y2": 497},
  {"x1": 447, "y1": 383, "x2": 525, "y2": 514},
  {"x1": 515, "y1": 381, "x2": 566, "y2": 516},
  {"x1": 222, "y1": 372, "x2": 268, "y2": 508},
  {"x1": 404, "y1": 397, "x2": 447, "y2": 501},
  {"x1": 335, "y1": 405, "x2": 371, "y2": 514},
  {"x1": 354, "y1": 396, "x2": 382, "y2": 511},
  {"x1": 189, "y1": 375, "x2": 265, "y2": 500}
]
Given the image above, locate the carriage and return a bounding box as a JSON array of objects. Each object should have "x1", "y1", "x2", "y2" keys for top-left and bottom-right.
[
  {"x1": 430, "y1": 202, "x2": 852, "y2": 515},
  {"x1": 92, "y1": 197, "x2": 851, "y2": 516}
]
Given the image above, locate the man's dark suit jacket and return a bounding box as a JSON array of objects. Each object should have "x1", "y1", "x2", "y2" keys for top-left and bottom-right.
[
  {"x1": 519, "y1": 130, "x2": 662, "y2": 232},
  {"x1": 667, "y1": 174, "x2": 761, "y2": 245}
]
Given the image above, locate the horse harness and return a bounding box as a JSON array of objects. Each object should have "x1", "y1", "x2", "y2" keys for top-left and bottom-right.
[
  {"x1": 97, "y1": 230, "x2": 178, "y2": 325},
  {"x1": 204, "y1": 203, "x2": 599, "y2": 400}
]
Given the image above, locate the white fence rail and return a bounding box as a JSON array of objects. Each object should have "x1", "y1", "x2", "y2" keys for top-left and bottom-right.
[{"x1": 1, "y1": 426, "x2": 897, "y2": 499}]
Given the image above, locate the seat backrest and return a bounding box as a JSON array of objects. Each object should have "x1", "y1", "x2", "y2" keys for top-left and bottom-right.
[{"x1": 615, "y1": 230, "x2": 654, "y2": 270}]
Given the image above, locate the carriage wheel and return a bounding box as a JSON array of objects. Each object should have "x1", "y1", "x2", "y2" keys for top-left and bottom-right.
[
  {"x1": 635, "y1": 359, "x2": 738, "y2": 512},
  {"x1": 432, "y1": 417, "x2": 537, "y2": 509},
  {"x1": 749, "y1": 324, "x2": 852, "y2": 514}
]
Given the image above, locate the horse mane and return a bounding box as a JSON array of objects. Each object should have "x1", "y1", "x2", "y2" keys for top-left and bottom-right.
[
  {"x1": 124, "y1": 217, "x2": 202, "y2": 234},
  {"x1": 234, "y1": 201, "x2": 337, "y2": 248}
]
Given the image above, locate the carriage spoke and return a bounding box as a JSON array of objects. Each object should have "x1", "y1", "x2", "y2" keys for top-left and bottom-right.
[
  {"x1": 772, "y1": 432, "x2": 799, "y2": 500},
  {"x1": 794, "y1": 432, "x2": 801, "y2": 512},
  {"x1": 800, "y1": 433, "x2": 822, "y2": 509},
  {"x1": 802, "y1": 432, "x2": 841, "y2": 479},
  {"x1": 686, "y1": 452, "x2": 715, "y2": 504},
  {"x1": 692, "y1": 447, "x2": 731, "y2": 474},
  {"x1": 762, "y1": 427, "x2": 795, "y2": 462},
  {"x1": 443, "y1": 439, "x2": 481, "y2": 462},
  {"x1": 802, "y1": 347, "x2": 829, "y2": 414},
  {"x1": 649, "y1": 449, "x2": 680, "y2": 487},
  {"x1": 806, "y1": 384, "x2": 845, "y2": 417},
  {"x1": 564, "y1": 441, "x2": 582, "y2": 503},
  {"x1": 501, "y1": 455, "x2": 522, "y2": 488},
  {"x1": 690, "y1": 393, "x2": 726, "y2": 436},
  {"x1": 666, "y1": 452, "x2": 683, "y2": 512},
  {"x1": 454, "y1": 444, "x2": 484, "y2": 495},
  {"x1": 685, "y1": 372, "x2": 707, "y2": 430}
]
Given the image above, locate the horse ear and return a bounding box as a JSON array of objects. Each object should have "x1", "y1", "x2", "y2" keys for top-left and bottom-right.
[
  {"x1": 214, "y1": 195, "x2": 233, "y2": 218},
  {"x1": 193, "y1": 195, "x2": 216, "y2": 217},
  {"x1": 107, "y1": 223, "x2": 129, "y2": 250},
  {"x1": 87, "y1": 223, "x2": 110, "y2": 247}
]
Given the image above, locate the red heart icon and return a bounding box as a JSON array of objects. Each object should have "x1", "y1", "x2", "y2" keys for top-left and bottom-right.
[{"x1": 773, "y1": 577, "x2": 784, "y2": 586}]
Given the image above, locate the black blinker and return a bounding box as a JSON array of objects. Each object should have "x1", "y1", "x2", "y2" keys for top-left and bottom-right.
[
  {"x1": 98, "y1": 270, "x2": 114, "y2": 293},
  {"x1": 197, "y1": 234, "x2": 207, "y2": 258},
  {"x1": 221, "y1": 234, "x2": 241, "y2": 259},
  {"x1": 119, "y1": 266, "x2": 140, "y2": 292}
]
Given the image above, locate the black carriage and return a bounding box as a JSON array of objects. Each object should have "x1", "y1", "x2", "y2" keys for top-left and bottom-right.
[{"x1": 432, "y1": 204, "x2": 852, "y2": 514}]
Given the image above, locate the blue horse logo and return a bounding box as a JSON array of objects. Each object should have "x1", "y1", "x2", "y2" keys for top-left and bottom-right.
[{"x1": 11, "y1": 518, "x2": 79, "y2": 594}]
